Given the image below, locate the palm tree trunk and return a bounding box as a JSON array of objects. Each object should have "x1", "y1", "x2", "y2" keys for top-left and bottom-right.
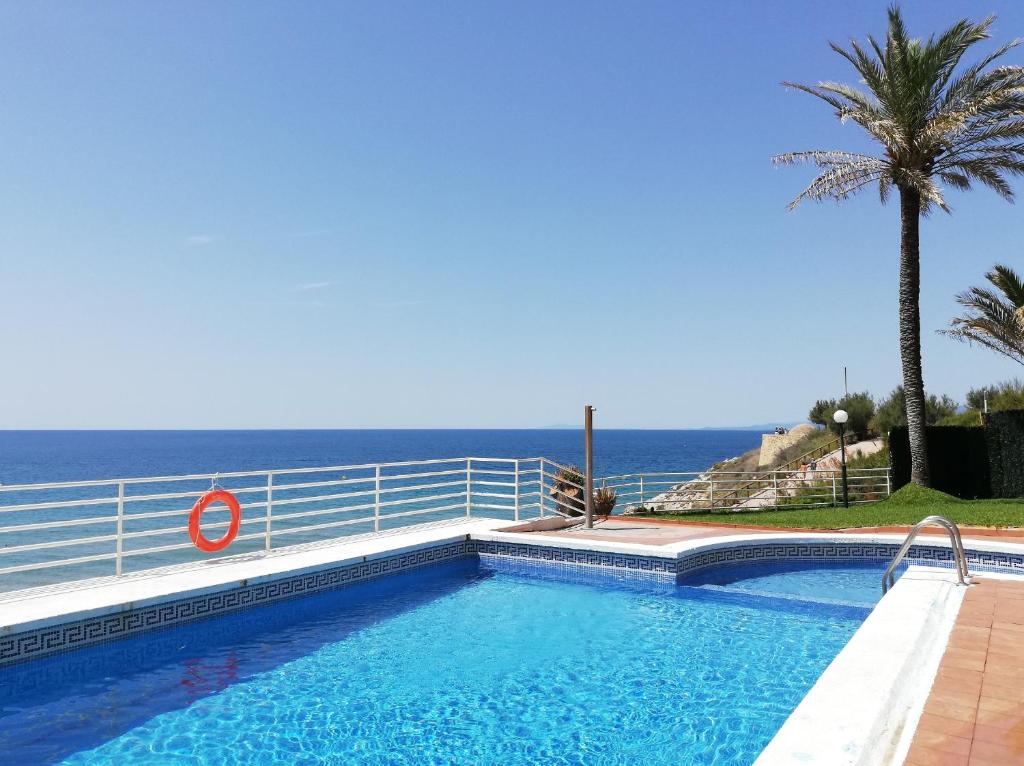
[{"x1": 898, "y1": 186, "x2": 930, "y2": 487}]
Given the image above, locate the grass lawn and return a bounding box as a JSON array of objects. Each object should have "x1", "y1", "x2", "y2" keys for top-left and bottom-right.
[{"x1": 634, "y1": 484, "x2": 1024, "y2": 529}]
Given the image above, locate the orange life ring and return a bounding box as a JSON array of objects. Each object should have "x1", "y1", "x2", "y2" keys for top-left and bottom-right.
[{"x1": 188, "y1": 489, "x2": 242, "y2": 553}]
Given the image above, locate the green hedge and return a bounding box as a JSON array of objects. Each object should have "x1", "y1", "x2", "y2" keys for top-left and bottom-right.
[
  {"x1": 985, "y1": 410, "x2": 1024, "y2": 498},
  {"x1": 889, "y1": 425, "x2": 991, "y2": 499}
]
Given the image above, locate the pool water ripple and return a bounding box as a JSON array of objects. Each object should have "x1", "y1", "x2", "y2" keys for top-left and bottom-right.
[{"x1": 0, "y1": 558, "x2": 885, "y2": 765}]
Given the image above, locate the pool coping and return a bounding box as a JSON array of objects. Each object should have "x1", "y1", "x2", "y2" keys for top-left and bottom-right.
[
  {"x1": 6, "y1": 520, "x2": 1024, "y2": 648},
  {"x1": 754, "y1": 565, "x2": 967, "y2": 766},
  {"x1": 0, "y1": 519, "x2": 511, "y2": 637}
]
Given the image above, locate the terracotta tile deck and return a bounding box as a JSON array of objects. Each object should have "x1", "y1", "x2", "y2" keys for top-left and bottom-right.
[
  {"x1": 534, "y1": 518, "x2": 777, "y2": 545},
  {"x1": 904, "y1": 578, "x2": 1024, "y2": 766},
  {"x1": 531, "y1": 517, "x2": 1024, "y2": 547}
]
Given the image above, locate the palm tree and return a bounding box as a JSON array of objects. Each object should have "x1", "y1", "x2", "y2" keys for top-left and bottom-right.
[
  {"x1": 775, "y1": 7, "x2": 1024, "y2": 487},
  {"x1": 944, "y1": 264, "x2": 1024, "y2": 365}
]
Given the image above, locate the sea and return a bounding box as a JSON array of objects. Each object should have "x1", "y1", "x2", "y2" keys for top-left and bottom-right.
[{"x1": 0, "y1": 429, "x2": 764, "y2": 486}]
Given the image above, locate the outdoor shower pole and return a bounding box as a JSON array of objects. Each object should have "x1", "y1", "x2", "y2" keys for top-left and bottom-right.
[{"x1": 585, "y1": 405, "x2": 595, "y2": 529}]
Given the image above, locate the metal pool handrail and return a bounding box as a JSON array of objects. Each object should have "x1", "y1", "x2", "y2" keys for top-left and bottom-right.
[{"x1": 882, "y1": 515, "x2": 970, "y2": 594}]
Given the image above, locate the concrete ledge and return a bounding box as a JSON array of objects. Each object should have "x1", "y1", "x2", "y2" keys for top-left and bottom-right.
[
  {"x1": 497, "y1": 517, "x2": 579, "y2": 532},
  {"x1": 6, "y1": 519, "x2": 1024, "y2": 673},
  {"x1": 754, "y1": 566, "x2": 967, "y2": 766},
  {"x1": 0, "y1": 519, "x2": 508, "y2": 637},
  {"x1": 9, "y1": 523, "x2": 1024, "y2": 641}
]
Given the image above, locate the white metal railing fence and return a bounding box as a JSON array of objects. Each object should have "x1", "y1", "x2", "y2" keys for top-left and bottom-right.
[
  {"x1": 598, "y1": 467, "x2": 892, "y2": 513},
  {"x1": 0, "y1": 457, "x2": 892, "y2": 593},
  {"x1": 0, "y1": 457, "x2": 554, "y2": 593}
]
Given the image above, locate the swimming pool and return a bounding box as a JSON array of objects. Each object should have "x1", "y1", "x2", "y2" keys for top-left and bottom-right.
[
  {"x1": 679, "y1": 558, "x2": 907, "y2": 609},
  {"x1": 0, "y1": 557, "x2": 898, "y2": 765}
]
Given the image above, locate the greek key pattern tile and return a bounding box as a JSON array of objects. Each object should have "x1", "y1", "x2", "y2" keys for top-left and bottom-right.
[
  {"x1": 677, "y1": 542, "x2": 908, "y2": 575},
  {"x1": 6, "y1": 538, "x2": 1024, "y2": 667},
  {"x1": 0, "y1": 541, "x2": 472, "y2": 667},
  {"x1": 472, "y1": 540, "x2": 677, "y2": 575},
  {"x1": 678, "y1": 542, "x2": 1024, "y2": 576},
  {"x1": 472, "y1": 539, "x2": 1024, "y2": 580}
]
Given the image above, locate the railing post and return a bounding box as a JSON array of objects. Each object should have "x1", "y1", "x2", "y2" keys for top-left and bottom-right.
[
  {"x1": 374, "y1": 465, "x2": 382, "y2": 532},
  {"x1": 832, "y1": 473, "x2": 838, "y2": 506},
  {"x1": 639, "y1": 475, "x2": 645, "y2": 508},
  {"x1": 885, "y1": 469, "x2": 892, "y2": 498},
  {"x1": 538, "y1": 458, "x2": 545, "y2": 518},
  {"x1": 115, "y1": 481, "x2": 125, "y2": 576},
  {"x1": 466, "y1": 458, "x2": 472, "y2": 517},
  {"x1": 513, "y1": 459, "x2": 520, "y2": 522},
  {"x1": 265, "y1": 473, "x2": 273, "y2": 551},
  {"x1": 708, "y1": 477, "x2": 714, "y2": 510},
  {"x1": 772, "y1": 472, "x2": 779, "y2": 509}
]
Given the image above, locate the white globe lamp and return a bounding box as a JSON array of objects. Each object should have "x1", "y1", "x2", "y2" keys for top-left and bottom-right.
[{"x1": 833, "y1": 410, "x2": 849, "y2": 507}]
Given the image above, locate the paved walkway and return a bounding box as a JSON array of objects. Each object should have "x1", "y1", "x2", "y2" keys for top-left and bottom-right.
[
  {"x1": 904, "y1": 577, "x2": 1024, "y2": 765},
  {"x1": 534, "y1": 517, "x2": 1024, "y2": 547},
  {"x1": 535, "y1": 518, "x2": 776, "y2": 545}
]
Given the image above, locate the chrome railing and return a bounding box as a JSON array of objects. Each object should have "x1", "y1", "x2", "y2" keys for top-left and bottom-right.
[
  {"x1": 882, "y1": 515, "x2": 970, "y2": 594},
  {"x1": 599, "y1": 467, "x2": 892, "y2": 513},
  {"x1": 0, "y1": 457, "x2": 893, "y2": 593},
  {"x1": 710, "y1": 437, "x2": 843, "y2": 506},
  {"x1": 0, "y1": 457, "x2": 548, "y2": 592}
]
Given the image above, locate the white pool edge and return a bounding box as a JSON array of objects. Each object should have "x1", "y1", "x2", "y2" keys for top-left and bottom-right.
[
  {"x1": 753, "y1": 565, "x2": 966, "y2": 766},
  {"x1": 6, "y1": 522, "x2": 1024, "y2": 639},
  {"x1": 0, "y1": 519, "x2": 510, "y2": 635}
]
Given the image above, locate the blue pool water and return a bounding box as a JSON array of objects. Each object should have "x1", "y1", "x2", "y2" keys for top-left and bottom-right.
[
  {"x1": 680, "y1": 559, "x2": 907, "y2": 609},
  {"x1": 0, "y1": 558, "x2": 883, "y2": 766}
]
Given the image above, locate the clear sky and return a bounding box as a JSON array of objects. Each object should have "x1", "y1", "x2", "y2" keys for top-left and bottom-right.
[{"x1": 2, "y1": 1, "x2": 1023, "y2": 429}]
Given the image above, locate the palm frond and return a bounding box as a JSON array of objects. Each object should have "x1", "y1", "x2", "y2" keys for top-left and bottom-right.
[
  {"x1": 779, "y1": 6, "x2": 1024, "y2": 210},
  {"x1": 773, "y1": 152, "x2": 887, "y2": 209},
  {"x1": 942, "y1": 267, "x2": 1024, "y2": 366},
  {"x1": 987, "y1": 265, "x2": 1024, "y2": 308}
]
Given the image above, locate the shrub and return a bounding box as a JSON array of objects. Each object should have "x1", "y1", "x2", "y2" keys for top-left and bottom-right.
[
  {"x1": 883, "y1": 483, "x2": 962, "y2": 506},
  {"x1": 593, "y1": 487, "x2": 617, "y2": 515},
  {"x1": 830, "y1": 392, "x2": 875, "y2": 440},
  {"x1": 847, "y1": 446, "x2": 890, "y2": 470},
  {"x1": 967, "y1": 380, "x2": 1024, "y2": 413},
  {"x1": 872, "y1": 386, "x2": 959, "y2": 438},
  {"x1": 550, "y1": 465, "x2": 585, "y2": 516},
  {"x1": 889, "y1": 425, "x2": 990, "y2": 499},
  {"x1": 809, "y1": 399, "x2": 837, "y2": 428},
  {"x1": 775, "y1": 474, "x2": 883, "y2": 507},
  {"x1": 937, "y1": 410, "x2": 983, "y2": 426},
  {"x1": 986, "y1": 410, "x2": 1024, "y2": 498},
  {"x1": 935, "y1": 381, "x2": 1024, "y2": 429},
  {"x1": 809, "y1": 393, "x2": 875, "y2": 439}
]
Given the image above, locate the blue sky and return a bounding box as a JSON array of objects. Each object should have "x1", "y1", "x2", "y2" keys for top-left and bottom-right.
[{"x1": 2, "y1": 1, "x2": 1023, "y2": 429}]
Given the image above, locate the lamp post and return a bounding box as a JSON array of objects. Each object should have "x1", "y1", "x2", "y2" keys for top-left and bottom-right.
[{"x1": 833, "y1": 409, "x2": 849, "y2": 508}]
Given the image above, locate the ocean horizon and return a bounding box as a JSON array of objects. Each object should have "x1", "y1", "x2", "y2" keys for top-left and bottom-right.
[{"x1": 0, "y1": 429, "x2": 766, "y2": 485}]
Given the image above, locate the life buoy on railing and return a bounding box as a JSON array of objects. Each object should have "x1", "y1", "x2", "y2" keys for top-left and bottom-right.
[{"x1": 188, "y1": 489, "x2": 242, "y2": 553}]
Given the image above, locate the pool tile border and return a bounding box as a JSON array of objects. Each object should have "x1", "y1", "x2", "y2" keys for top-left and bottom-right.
[
  {"x1": 5, "y1": 535, "x2": 1024, "y2": 667},
  {"x1": 473, "y1": 539, "x2": 678, "y2": 575},
  {"x1": 0, "y1": 541, "x2": 472, "y2": 666},
  {"x1": 473, "y1": 538, "x2": 1024, "y2": 579}
]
